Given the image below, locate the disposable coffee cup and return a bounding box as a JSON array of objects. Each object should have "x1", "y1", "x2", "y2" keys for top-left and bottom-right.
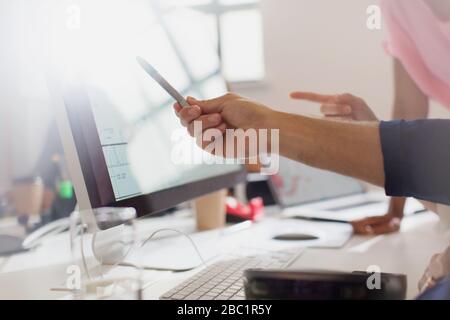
[{"x1": 193, "y1": 189, "x2": 227, "y2": 231}]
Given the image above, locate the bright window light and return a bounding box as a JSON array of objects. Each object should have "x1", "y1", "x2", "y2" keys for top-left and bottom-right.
[
  {"x1": 163, "y1": 0, "x2": 212, "y2": 7},
  {"x1": 159, "y1": 0, "x2": 265, "y2": 83},
  {"x1": 164, "y1": 9, "x2": 220, "y2": 80},
  {"x1": 219, "y1": 0, "x2": 259, "y2": 5},
  {"x1": 220, "y1": 9, "x2": 264, "y2": 82}
]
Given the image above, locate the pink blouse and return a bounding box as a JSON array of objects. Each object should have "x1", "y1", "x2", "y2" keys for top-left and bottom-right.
[{"x1": 380, "y1": 0, "x2": 450, "y2": 109}]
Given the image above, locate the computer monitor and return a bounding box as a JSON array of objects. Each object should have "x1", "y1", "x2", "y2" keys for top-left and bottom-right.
[{"x1": 49, "y1": 2, "x2": 246, "y2": 217}]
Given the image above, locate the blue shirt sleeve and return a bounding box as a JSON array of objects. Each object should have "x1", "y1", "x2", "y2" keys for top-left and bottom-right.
[
  {"x1": 417, "y1": 275, "x2": 450, "y2": 300},
  {"x1": 380, "y1": 120, "x2": 450, "y2": 205}
]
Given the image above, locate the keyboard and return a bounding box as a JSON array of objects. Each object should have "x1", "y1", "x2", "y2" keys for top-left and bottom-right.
[{"x1": 160, "y1": 249, "x2": 303, "y2": 300}]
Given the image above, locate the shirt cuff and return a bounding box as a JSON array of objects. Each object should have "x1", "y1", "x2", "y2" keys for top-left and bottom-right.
[{"x1": 379, "y1": 120, "x2": 407, "y2": 197}]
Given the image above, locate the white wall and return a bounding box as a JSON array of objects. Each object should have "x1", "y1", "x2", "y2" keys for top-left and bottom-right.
[{"x1": 235, "y1": 0, "x2": 450, "y2": 120}]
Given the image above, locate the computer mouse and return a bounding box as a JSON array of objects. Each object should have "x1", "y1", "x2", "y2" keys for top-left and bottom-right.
[{"x1": 272, "y1": 233, "x2": 319, "y2": 241}]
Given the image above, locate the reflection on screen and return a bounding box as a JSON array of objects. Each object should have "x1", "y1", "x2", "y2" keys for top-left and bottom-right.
[
  {"x1": 272, "y1": 157, "x2": 364, "y2": 207},
  {"x1": 80, "y1": 2, "x2": 240, "y2": 201}
]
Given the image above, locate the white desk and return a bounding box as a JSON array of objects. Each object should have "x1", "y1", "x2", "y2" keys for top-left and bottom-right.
[{"x1": 0, "y1": 209, "x2": 447, "y2": 300}]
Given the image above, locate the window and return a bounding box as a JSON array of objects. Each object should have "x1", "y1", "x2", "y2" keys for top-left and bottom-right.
[{"x1": 157, "y1": 0, "x2": 265, "y2": 83}]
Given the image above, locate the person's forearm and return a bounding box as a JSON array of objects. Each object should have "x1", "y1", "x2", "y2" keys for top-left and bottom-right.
[
  {"x1": 262, "y1": 111, "x2": 385, "y2": 187},
  {"x1": 392, "y1": 102, "x2": 428, "y2": 120},
  {"x1": 388, "y1": 197, "x2": 407, "y2": 217},
  {"x1": 392, "y1": 59, "x2": 429, "y2": 120}
]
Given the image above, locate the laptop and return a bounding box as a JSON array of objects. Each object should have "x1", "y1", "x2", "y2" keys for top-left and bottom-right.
[{"x1": 268, "y1": 157, "x2": 423, "y2": 222}]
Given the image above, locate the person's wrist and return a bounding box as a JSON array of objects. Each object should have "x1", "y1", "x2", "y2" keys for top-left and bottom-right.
[
  {"x1": 255, "y1": 108, "x2": 280, "y2": 130},
  {"x1": 250, "y1": 108, "x2": 279, "y2": 155},
  {"x1": 389, "y1": 208, "x2": 404, "y2": 218}
]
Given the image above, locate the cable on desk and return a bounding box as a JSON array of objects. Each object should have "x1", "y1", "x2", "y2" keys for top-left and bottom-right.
[
  {"x1": 74, "y1": 225, "x2": 206, "y2": 298},
  {"x1": 132, "y1": 228, "x2": 207, "y2": 272}
]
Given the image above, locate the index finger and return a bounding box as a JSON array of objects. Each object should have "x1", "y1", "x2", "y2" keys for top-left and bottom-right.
[
  {"x1": 173, "y1": 102, "x2": 182, "y2": 116},
  {"x1": 178, "y1": 105, "x2": 202, "y2": 127},
  {"x1": 290, "y1": 91, "x2": 338, "y2": 103},
  {"x1": 187, "y1": 94, "x2": 230, "y2": 114}
]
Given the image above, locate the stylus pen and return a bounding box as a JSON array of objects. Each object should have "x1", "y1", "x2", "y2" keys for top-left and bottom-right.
[
  {"x1": 136, "y1": 56, "x2": 190, "y2": 108},
  {"x1": 291, "y1": 216, "x2": 349, "y2": 224}
]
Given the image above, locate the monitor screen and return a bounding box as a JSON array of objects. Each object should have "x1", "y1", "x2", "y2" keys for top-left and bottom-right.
[
  {"x1": 54, "y1": 1, "x2": 244, "y2": 211},
  {"x1": 269, "y1": 157, "x2": 364, "y2": 207}
]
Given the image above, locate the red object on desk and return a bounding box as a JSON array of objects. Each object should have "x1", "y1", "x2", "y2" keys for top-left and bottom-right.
[{"x1": 226, "y1": 197, "x2": 264, "y2": 222}]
